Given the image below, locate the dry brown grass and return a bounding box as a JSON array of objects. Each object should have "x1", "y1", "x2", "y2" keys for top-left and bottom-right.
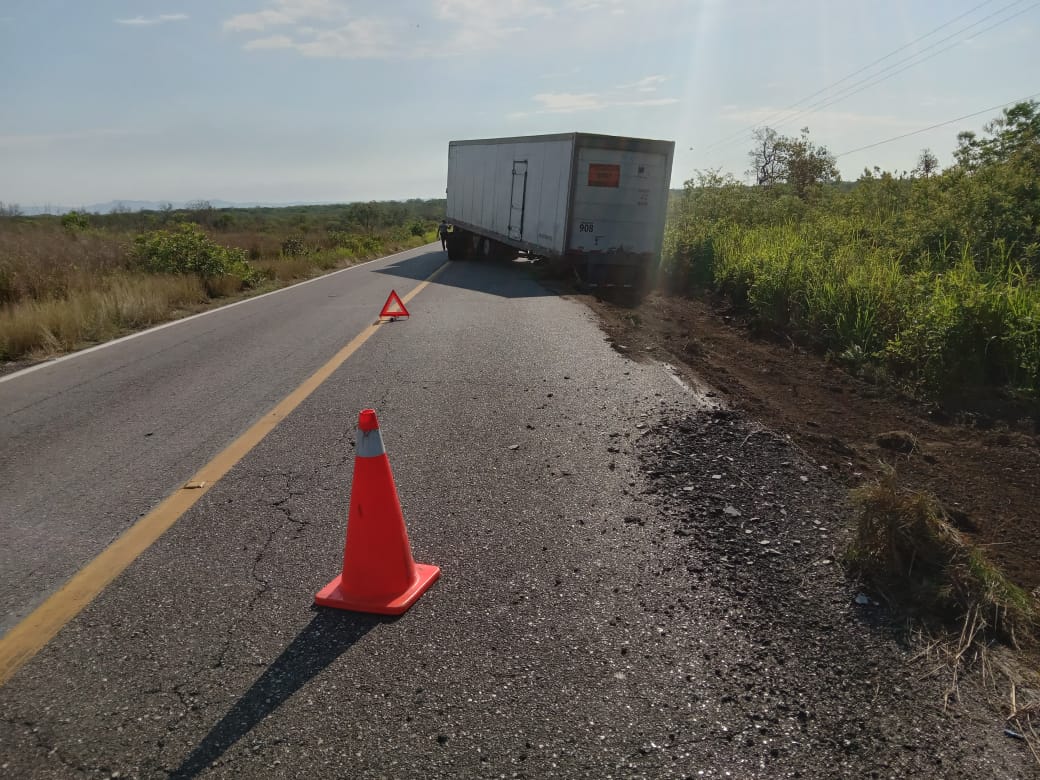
[
  {"x1": 1007, "y1": 689, "x2": 1040, "y2": 763},
  {"x1": 0, "y1": 225, "x2": 131, "y2": 305},
  {"x1": 203, "y1": 274, "x2": 246, "y2": 298},
  {"x1": 846, "y1": 476, "x2": 1037, "y2": 646},
  {"x1": 0, "y1": 274, "x2": 206, "y2": 359},
  {"x1": 254, "y1": 256, "x2": 316, "y2": 282},
  {"x1": 217, "y1": 230, "x2": 285, "y2": 261},
  {"x1": 847, "y1": 477, "x2": 1040, "y2": 755}
]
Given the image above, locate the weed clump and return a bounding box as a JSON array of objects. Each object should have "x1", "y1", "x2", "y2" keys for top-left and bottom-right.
[{"x1": 846, "y1": 478, "x2": 1037, "y2": 647}]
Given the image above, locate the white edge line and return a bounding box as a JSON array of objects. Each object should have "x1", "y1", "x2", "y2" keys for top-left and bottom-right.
[
  {"x1": 661, "y1": 361, "x2": 692, "y2": 392},
  {"x1": 0, "y1": 242, "x2": 440, "y2": 385},
  {"x1": 667, "y1": 371, "x2": 691, "y2": 392}
]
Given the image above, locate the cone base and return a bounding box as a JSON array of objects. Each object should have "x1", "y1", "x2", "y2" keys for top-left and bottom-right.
[{"x1": 314, "y1": 564, "x2": 441, "y2": 615}]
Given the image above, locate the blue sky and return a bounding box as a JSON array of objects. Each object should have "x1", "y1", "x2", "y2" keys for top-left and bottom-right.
[{"x1": 2, "y1": 0, "x2": 1038, "y2": 207}]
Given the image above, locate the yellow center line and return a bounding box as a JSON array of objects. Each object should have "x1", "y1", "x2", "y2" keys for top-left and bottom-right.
[{"x1": 0, "y1": 262, "x2": 450, "y2": 686}]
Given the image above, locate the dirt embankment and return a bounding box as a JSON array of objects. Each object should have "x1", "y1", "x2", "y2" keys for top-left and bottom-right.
[{"x1": 584, "y1": 291, "x2": 1040, "y2": 595}]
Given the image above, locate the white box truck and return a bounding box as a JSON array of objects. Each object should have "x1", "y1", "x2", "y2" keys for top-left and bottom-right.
[{"x1": 445, "y1": 132, "x2": 675, "y2": 288}]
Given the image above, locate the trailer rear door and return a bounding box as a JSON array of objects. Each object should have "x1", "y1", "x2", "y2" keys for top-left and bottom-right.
[{"x1": 566, "y1": 146, "x2": 670, "y2": 258}]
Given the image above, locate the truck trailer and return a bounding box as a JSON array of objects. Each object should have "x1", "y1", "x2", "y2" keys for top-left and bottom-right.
[{"x1": 445, "y1": 132, "x2": 675, "y2": 289}]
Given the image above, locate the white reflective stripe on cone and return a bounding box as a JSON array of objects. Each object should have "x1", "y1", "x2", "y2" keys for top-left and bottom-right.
[{"x1": 357, "y1": 427, "x2": 386, "y2": 458}]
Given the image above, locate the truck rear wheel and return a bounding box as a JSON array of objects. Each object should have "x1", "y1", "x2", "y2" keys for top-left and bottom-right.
[
  {"x1": 491, "y1": 240, "x2": 514, "y2": 263},
  {"x1": 447, "y1": 229, "x2": 467, "y2": 261}
]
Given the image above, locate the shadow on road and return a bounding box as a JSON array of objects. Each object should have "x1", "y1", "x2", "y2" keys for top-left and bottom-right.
[
  {"x1": 376, "y1": 252, "x2": 560, "y2": 300},
  {"x1": 168, "y1": 609, "x2": 387, "y2": 779}
]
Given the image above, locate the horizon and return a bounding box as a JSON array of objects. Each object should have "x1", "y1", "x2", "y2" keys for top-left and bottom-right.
[{"x1": 2, "y1": 1, "x2": 1037, "y2": 207}]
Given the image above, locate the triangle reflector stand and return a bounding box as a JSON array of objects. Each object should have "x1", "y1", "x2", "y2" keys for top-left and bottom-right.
[{"x1": 379, "y1": 290, "x2": 410, "y2": 321}]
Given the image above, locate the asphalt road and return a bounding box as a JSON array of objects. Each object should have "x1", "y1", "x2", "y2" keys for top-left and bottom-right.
[
  {"x1": 0, "y1": 247, "x2": 699, "y2": 776},
  {"x1": 0, "y1": 247, "x2": 1030, "y2": 778},
  {"x1": 0, "y1": 245, "x2": 445, "y2": 635}
]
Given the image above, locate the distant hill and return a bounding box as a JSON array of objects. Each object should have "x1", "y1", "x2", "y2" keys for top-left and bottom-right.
[{"x1": 18, "y1": 200, "x2": 333, "y2": 216}]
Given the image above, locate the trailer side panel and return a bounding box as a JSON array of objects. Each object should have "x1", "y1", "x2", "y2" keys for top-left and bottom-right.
[{"x1": 447, "y1": 137, "x2": 574, "y2": 256}]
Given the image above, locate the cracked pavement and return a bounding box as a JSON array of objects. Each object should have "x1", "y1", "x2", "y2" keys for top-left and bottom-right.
[{"x1": 0, "y1": 248, "x2": 1033, "y2": 778}]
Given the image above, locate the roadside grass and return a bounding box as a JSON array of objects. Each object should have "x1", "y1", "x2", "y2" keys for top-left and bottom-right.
[
  {"x1": 692, "y1": 220, "x2": 1040, "y2": 402},
  {"x1": 0, "y1": 274, "x2": 207, "y2": 358},
  {"x1": 0, "y1": 225, "x2": 130, "y2": 304},
  {"x1": 662, "y1": 104, "x2": 1040, "y2": 404},
  {"x1": 659, "y1": 101, "x2": 1040, "y2": 740},
  {"x1": 0, "y1": 214, "x2": 437, "y2": 363},
  {"x1": 254, "y1": 255, "x2": 315, "y2": 282}
]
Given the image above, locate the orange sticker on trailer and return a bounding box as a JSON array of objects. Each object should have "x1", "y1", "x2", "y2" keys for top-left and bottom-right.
[{"x1": 588, "y1": 163, "x2": 620, "y2": 187}]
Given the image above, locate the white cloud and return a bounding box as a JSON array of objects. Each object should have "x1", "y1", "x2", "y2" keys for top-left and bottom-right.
[
  {"x1": 224, "y1": 10, "x2": 294, "y2": 32},
  {"x1": 511, "y1": 76, "x2": 679, "y2": 117},
  {"x1": 115, "y1": 13, "x2": 189, "y2": 26},
  {"x1": 224, "y1": 0, "x2": 343, "y2": 31},
  {"x1": 224, "y1": 0, "x2": 683, "y2": 59},
  {"x1": 294, "y1": 18, "x2": 401, "y2": 58},
  {"x1": 619, "y1": 75, "x2": 668, "y2": 92},
  {"x1": 531, "y1": 92, "x2": 678, "y2": 113},
  {"x1": 533, "y1": 92, "x2": 606, "y2": 112},
  {"x1": 240, "y1": 18, "x2": 409, "y2": 59},
  {"x1": 435, "y1": 0, "x2": 553, "y2": 39},
  {"x1": 228, "y1": 1, "x2": 414, "y2": 58},
  {"x1": 243, "y1": 35, "x2": 295, "y2": 51}
]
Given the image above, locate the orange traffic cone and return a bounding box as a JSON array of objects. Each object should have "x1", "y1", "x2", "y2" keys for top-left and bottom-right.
[{"x1": 315, "y1": 409, "x2": 440, "y2": 615}]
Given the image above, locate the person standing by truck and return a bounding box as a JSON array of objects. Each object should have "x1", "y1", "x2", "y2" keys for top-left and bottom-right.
[{"x1": 438, "y1": 219, "x2": 449, "y2": 251}]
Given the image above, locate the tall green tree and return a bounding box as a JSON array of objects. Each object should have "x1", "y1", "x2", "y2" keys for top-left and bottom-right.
[
  {"x1": 913, "y1": 148, "x2": 940, "y2": 178},
  {"x1": 951, "y1": 101, "x2": 1040, "y2": 266},
  {"x1": 746, "y1": 126, "x2": 839, "y2": 199},
  {"x1": 954, "y1": 100, "x2": 1040, "y2": 170},
  {"x1": 747, "y1": 127, "x2": 786, "y2": 186},
  {"x1": 779, "y1": 127, "x2": 840, "y2": 200}
]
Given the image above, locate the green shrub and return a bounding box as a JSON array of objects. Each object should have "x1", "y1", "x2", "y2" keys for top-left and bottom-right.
[
  {"x1": 281, "y1": 235, "x2": 306, "y2": 257},
  {"x1": 133, "y1": 223, "x2": 260, "y2": 286},
  {"x1": 61, "y1": 211, "x2": 91, "y2": 231}
]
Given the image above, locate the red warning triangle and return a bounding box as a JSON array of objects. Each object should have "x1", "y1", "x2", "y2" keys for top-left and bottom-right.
[{"x1": 379, "y1": 290, "x2": 410, "y2": 320}]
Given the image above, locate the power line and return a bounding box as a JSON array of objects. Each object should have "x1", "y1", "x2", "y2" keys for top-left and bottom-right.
[
  {"x1": 698, "y1": 0, "x2": 1031, "y2": 155},
  {"x1": 835, "y1": 91, "x2": 1040, "y2": 158},
  {"x1": 756, "y1": 0, "x2": 998, "y2": 119},
  {"x1": 699, "y1": 0, "x2": 999, "y2": 152},
  {"x1": 766, "y1": 0, "x2": 1038, "y2": 136}
]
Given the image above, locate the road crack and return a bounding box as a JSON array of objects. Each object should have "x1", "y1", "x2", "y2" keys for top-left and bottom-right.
[{"x1": 209, "y1": 470, "x2": 309, "y2": 672}]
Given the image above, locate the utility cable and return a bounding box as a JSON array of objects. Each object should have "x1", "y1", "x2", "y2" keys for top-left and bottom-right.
[
  {"x1": 751, "y1": 0, "x2": 999, "y2": 123},
  {"x1": 835, "y1": 91, "x2": 1040, "y2": 157},
  {"x1": 769, "y1": 0, "x2": 1038, "y2": 136},
  {"x1": 699, "y1": 0, "x2": 1031, "y2": 154}
]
